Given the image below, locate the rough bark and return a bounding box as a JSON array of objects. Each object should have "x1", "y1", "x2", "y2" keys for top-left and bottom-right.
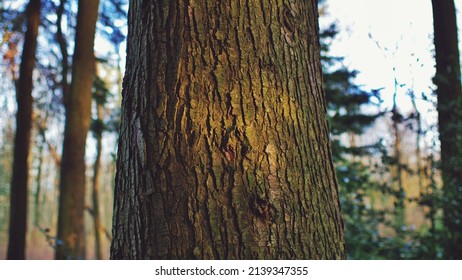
[
  {"x1": 431, "y1": 0, "x2": 462, "y2": 259},
  {"x1": 55, "y1": 0, "x2": 100, "y2": 260},
  {"x1": 111, "y1": 0, "x2": 345, "y2": 259},
  {"x1": 7, "y1": 0, "x2": 41, "y2": 260}
]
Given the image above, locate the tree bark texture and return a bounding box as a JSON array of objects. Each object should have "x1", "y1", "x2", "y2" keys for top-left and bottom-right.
[
  {"x1": 55, "y1": 0, "x2": 100, "y2": 260},
  {"x1": 111, "y1": 0, "x2": 345, "y2": 259},
  {"x1": 431, "y1": 0, "x2": 462, "y2": 259},
  {"x1": 7, "y1": 0, "x2": 41, "y2": 260}
]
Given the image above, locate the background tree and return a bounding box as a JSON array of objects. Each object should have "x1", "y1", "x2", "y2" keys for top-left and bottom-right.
[
  {"x1": 88, "y1": 71, "x2": 112, "y2": 260},
  {"x1": 7, "y1": 0, "x2": 41, "y2": 260},
  {"x1": 431, "y1": 0, "x2": 462, "y2": 259},
  {"x1": 55, "y1": 0, "x2": 70, "y2": 103},
  {"x1": 55, "y1": 0, "x2": 100, "y2": 260},
  {"x1": 318, "y1": 0, "x2": 442, "y2": 259},
  {"x1": 85, "y1": 1, "x2": 127, "y2": 259},
  {"x1": 0, "y1": 0, "x2": 125, "y2": 259},
  {"x1": 111, "y1": 0, "x2": 345, "y2": 259},
  {"x1": 320, "y1": 21, "x2": 390, "y2": 259}
]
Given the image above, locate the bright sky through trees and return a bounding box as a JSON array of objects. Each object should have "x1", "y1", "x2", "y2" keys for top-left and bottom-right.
[{"x1": 321, "y1": 0, "x2": 462, "y2": 112}]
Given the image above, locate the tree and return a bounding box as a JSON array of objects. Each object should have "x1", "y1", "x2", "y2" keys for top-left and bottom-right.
[
  {"x1": 111, "y1": 0, "x2": 345, "y2": 259},
  {"x1": 7, "y1": 0, "x2": 41, "y2": 260},
  {"x1": 319, "y1": 22, "x2": 389, "y2": 259},
  {"x1": 55, "y1": 0, "x2": 100, "y2": 260},
  {"x1": 89, "y1": 74, "x2": 109, "y2": 260},
  {"x1": 56, "y1": 0, "x2": 70, "y2": 102},
  {"x1": 431, "y1": 0, "x2": 462, "y2": 259}
]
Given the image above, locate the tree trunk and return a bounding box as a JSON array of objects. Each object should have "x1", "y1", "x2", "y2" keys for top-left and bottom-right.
[
  {"x1": 34, "y1": 134, "x2": 44, "y2": 227},
  {"x1": 7, "y1": 0, "x2": 41, "y2": 260},
  {"x1": 409, "y1": 91, "x2": 424, "y2": 194},
  {"x1": 56, "y1": 0, "x2": 70, "y2": 102},
  {"x1": 431, "y1": 0, "x2": 462, "y2": 259},
  {"x1": 391, "y1": 77, "x2": 405, "y2": 235},
  {"x1": 92, "y1": 102, "x2": 104, "y2": 260},
  {"x1": 111, "y1": 0, "x2": 345, "y2": 259},
  {"x1": 55, "y1": 0, "x2": 100, "y2": 260}
]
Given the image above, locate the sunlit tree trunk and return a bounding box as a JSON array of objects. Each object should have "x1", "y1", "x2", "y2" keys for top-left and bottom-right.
[
  {"x1": 55, "y1": 0, "x2": 100, "y2": 260},
  {"x1": 431, "y1": 0, "x2": 462, "y2": 259},
  {"x1": 111, "y1": 0, "x2": 345, "y2": 259},
  {"x1": 7, "y1": 0, "x2": 41, "y2": 260}
]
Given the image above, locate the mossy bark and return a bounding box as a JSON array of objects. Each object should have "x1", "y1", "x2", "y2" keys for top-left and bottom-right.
[
  {"x1": 7, "y1": 0, "x2": 41, "y2": 260},
  {"x1": 55, "y1": 0, "x2": 100, "y2": 260},
  {"x1": 111, "y1": 0, "x2": 345, "y2": 259}
]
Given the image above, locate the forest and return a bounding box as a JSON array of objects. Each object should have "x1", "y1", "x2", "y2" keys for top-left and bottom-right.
[{"x1": 0, "y1": 0, "x2": 461, "y2": 260}]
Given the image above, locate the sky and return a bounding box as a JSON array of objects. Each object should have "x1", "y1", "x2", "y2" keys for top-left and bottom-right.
[
  {"x1": 317, "y1": 0, "x2": 462, "y2": 153},
  {"x1": 68, "y1": 0, "x2": 462, "y2": 158},
  {"x1": 321, "y1": 0, "x2": 462, "y2": 113},
  {"x1": 2, "y1": 0, "x2": 461, "y2": 154}
]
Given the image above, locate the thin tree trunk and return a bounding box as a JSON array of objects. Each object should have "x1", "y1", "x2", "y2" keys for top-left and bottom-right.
[
  {"x1": 7, "y1": 0, "x2": 41, "y2": 260},
  {"x1": 391, "y1": 75, "x2": 405, "y2": 232},
  {"x1": 409, "y1": 91, "x2": 424, "y2": 194},
  {"x1": 431, "y1": 0, "x2": 462, "y2": 259},
  {"x1": 34, "y1": 134, "x2": 44, "y2": 227},
  {"x1": 55, "y1": 0, "x2": 100, "y2": 260},
  {"x1": 32, "y1": 114, "x2": 48, "y2": 228},
  {"x1": 111, "y1": 0, "x2": 345, "y2": 259},
  {"x1": 92, "y1": 102, "x2": 104, "y2": 260},
  {"x1": 56, "y1": 0, "x2": 70, "y2": 102}
]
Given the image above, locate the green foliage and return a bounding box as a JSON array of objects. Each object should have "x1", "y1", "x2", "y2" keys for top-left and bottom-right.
[
  {"x1": 0, "y1": 124, "x2": 12, "y2": 250},
  {"x1": 320, "y1": 19, "x2": 418, "y2": 260},
  {"x1": 91, "y1": 76, "x2": 110, "y2": 137},
  {"x1": 93, "y1": 75, "x2": 109, "y2": 105}
]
